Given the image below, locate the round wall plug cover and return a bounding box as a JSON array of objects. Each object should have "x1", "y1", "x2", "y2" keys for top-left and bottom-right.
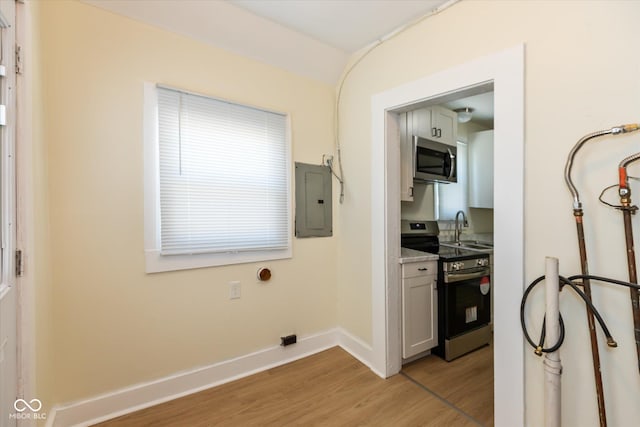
[{"x1": 257, "y1": 267, "x2": 271, "y2": 281}]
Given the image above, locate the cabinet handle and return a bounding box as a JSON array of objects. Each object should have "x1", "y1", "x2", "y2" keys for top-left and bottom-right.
[
  {"x1": 418, "y1": 267, "x2": 428, "y2": 271},
  {"x1": 431, "y1": 127, "x2": 438, "y2": 137},
  {"x1": 437, "y1": 128, "x2": 442, "y2": 138}
]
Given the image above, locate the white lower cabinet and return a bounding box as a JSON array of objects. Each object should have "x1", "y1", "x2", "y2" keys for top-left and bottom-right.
[{"x1": 402, "y1": 260, "x2": 438, "y2": 359}]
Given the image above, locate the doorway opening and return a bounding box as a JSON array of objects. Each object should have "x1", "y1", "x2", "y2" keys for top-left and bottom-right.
[
  {"x1": 399, "y1": 87, "x2": 495, "y2": 425},
  {"x1": 370, "y1": 45, "x2": 525, "y2": 426}
]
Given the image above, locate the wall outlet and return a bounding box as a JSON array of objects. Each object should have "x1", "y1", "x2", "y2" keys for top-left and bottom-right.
[
  {"x1": 281, "y1": 334, "x2": 297, "y2": 346},
  {"x1": 229, "y1": 281, "x2": 241, "y2": 300}
]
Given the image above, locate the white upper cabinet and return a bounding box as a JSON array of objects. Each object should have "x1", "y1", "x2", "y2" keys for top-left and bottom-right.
[
  {"x1": 399, "y1": 112, "x2": 414, "y2": 202},
  {"x1": 408, "y1": 106, "x2": 457, "y2": 146},
  {"x1": 468, "y1": 130, "x2": 494, "y2": 208},
  {"x1": 409, "y1": 107, "x2": 432, "y2": 140},
  {"x1": 430, "y1": 106, "x2": 457, "y2": 146}
]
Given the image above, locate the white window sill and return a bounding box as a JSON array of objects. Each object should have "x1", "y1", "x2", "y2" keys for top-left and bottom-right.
[{"x1": 145, "y1": 248, "x2": 292, "y2": 273}]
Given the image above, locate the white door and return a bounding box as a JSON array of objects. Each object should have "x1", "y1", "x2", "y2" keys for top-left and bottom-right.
[{"x1": 0, "y1": 0, "x2": 17, "y2": 425}]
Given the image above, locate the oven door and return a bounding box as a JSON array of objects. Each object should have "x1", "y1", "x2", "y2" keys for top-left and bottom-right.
[{"x1": 441, "y1": 274, "x2": 491, "y2": 338}]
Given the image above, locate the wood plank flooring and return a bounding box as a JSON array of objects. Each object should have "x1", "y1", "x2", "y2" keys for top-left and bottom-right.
[
  {"x1": 94, "y1": 346, "x2": 492, "y2": 426},
  {"x1": 402, "y1": 344, "x2": 494, "y2": 426}
]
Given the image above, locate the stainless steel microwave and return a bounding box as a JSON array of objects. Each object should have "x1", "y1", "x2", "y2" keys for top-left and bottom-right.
[{"x1": 413, "y1": 135, "x2": 457, "y2": 184}]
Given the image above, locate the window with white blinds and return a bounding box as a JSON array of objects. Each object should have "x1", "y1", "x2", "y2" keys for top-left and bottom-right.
[{"x1": 144, "y1": 84, "x2": 291, "y2": 272}]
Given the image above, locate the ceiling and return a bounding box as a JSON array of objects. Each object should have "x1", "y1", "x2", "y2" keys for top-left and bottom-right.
[
  {"x1": 83, "y1": 0, "x2": 456, "y2": 84},
  {"x1": 82, "y1": 0, "x2": 492, "y2": 125},
  {"x1": 229, "y1": 0, "x2": 453, "y2": 53},
  {"x1": 443, "y1": 92, "x2": 494, "y2": 129}
]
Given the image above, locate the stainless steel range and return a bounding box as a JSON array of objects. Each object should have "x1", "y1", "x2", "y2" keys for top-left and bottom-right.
[{"x1": 400, "y1": 220, "x2": 491, "y2": 361}]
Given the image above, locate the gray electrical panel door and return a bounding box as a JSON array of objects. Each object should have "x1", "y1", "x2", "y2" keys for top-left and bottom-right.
[{"x1": 295, "y1": 162, "x2": 332, "y2": 237}]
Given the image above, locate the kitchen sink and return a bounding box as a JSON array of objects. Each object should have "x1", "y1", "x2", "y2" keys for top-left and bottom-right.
[
  {"x1": 441, "y1": 241, "x2": 493, "y2": 251},
  {"x1": 459, "y1": 239, "x2": 493, "y2": 248},
  {"x1": 462, "y1": 243, "x2": 493, "y2": 250}
]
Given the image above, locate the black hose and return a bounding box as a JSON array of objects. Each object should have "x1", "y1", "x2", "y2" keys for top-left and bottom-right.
[
  {"x1": 520, "y1": 274, "x2": 639, "y2": 355},
  {"x1": 521, "y1": 275, "x2": 565, "y2": 354},
  {"x1": 560, "y1": 276, "x2": 616, "y2": 347},
  {"x1": 568, "y1": 274, "x2": 640, "y2": 290}
]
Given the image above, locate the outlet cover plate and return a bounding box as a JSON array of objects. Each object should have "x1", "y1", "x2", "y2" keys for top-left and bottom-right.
[{"x1": 229, "y1": 281, "x2": 241, "y2": 299}]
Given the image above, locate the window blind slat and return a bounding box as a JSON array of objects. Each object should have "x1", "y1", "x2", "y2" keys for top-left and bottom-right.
[{"x1": 157, "y1": 87, "x2": 289, "y2": 255}]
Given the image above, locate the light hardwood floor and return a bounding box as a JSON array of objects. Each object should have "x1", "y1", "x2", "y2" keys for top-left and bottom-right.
[
  {"x1": 402, "y1": 344, "x2": 493, "y2": 426},
  {"x1": 94, "y1": 346, "x2": 492, "y2": 426}
]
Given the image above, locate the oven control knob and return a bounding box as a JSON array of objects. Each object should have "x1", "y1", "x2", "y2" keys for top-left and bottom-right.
[
  {"x1": 477, "y1": 258, "x2": 488, "y2": 267},
  {"x1": 452, "y1": 262, "x2": 461, "y2": 271}
]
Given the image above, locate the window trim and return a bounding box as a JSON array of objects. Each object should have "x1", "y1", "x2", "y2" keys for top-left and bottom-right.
[{"x1": 143, "y1": 83, "x2": 292, "y2": 273}]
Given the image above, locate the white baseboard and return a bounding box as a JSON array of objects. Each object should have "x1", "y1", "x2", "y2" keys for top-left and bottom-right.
[
  {"x1": 47, "y1": 328, "x2": 373, "y2": 427},
  {"x1": 336, "y1": 327, "x2": 375, "y2": 374}
]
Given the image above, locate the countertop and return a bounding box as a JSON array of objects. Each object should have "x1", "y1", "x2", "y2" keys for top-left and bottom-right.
[{"x1": 399, "y1": 248, "x2": 439, "y2": 264}]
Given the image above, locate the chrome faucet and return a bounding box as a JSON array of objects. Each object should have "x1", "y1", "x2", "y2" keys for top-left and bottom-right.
[{"x1": 454, "y1": 210, "x2": 468, "y2": 244}]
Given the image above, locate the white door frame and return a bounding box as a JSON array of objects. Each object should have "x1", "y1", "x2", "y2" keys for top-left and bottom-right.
[
  {"x1": 15, "y1": 1, "x2": 37, "y2": 425},
  {"x1": 371, "y1": 45, "x2": 525, "y2": 426},
  {"x1": 0, "y1": 0, "x2": 18, "y2": 426}
]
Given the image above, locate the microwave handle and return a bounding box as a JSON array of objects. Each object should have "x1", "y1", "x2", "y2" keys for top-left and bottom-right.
[{"x1": 447, "y1": 148, "x2": 456, "y2": 180}]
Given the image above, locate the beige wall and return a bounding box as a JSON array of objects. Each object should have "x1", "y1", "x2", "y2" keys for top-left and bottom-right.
[
  {"x1": 37, "y1": 0, "x2": 336, "y2": 404},
  {"x1": 22, "y1": 0, "x2": 55, "y2": 416},
  {"x1": 337, "y1": 1, "x2": 640, "y2": 426},
  {"x1": 32, "y1": 0, "x2": 640, "y2": 425}
]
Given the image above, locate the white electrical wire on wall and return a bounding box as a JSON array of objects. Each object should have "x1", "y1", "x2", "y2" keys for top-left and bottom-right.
[{"x1": 332, "y1": 0, "x2": 460, "y2": 204}]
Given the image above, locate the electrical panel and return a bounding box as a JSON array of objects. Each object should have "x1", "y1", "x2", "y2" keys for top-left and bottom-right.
[{"x1": 295, "y1": 162, "x2": 332, "y2": 238}]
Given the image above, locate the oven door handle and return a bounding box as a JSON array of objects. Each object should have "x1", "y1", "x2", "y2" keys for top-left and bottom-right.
[{"x1": 444, "y1": 267, "x2": 490, "y2": 283}]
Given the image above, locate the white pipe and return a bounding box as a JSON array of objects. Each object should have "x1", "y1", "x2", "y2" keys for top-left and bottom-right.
[{"x1": 544, "y1": 257, "x2": 562, "y2": 427}]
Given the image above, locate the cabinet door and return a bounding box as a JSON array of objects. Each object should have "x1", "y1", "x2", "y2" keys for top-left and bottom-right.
[
  {"x1": 409, "y1": 108, "x2": 433, "y2": 140},
  {"x1": 431, "y1": 106, "x2": 458, "y2": 146},
  {"x1": 402, "y1": 275, "x2": 438, "y2": 358},
  {"x1": 468, "y1": 130, "x2": 494, "y2": 208},
  {"x1": 399, "y1": 112, "x2": 414, "y2": 202}
]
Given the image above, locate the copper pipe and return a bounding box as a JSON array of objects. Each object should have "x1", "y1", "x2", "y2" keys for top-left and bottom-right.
[
  {"x1": 574, "y1": 210, "x2": 608, "y2": 427},
  {"x1": 618, "y1": 155, "x2": 640, "y2": 372},
  {"x1": 563, "y1": 124, "x2": 640, "y2": 427},
  {"x1": 621, "y1": 209, "x2": 640, "y2": 370}
]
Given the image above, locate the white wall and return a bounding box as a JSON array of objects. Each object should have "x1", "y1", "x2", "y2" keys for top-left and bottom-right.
[{"x1": 337, "y1": 1, "x2": 640, "y2": 426}]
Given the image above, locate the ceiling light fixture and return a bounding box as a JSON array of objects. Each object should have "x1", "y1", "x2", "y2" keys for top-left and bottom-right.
[{"x1": 455, "y1": 107, "x2": 474, "y2": 123}]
